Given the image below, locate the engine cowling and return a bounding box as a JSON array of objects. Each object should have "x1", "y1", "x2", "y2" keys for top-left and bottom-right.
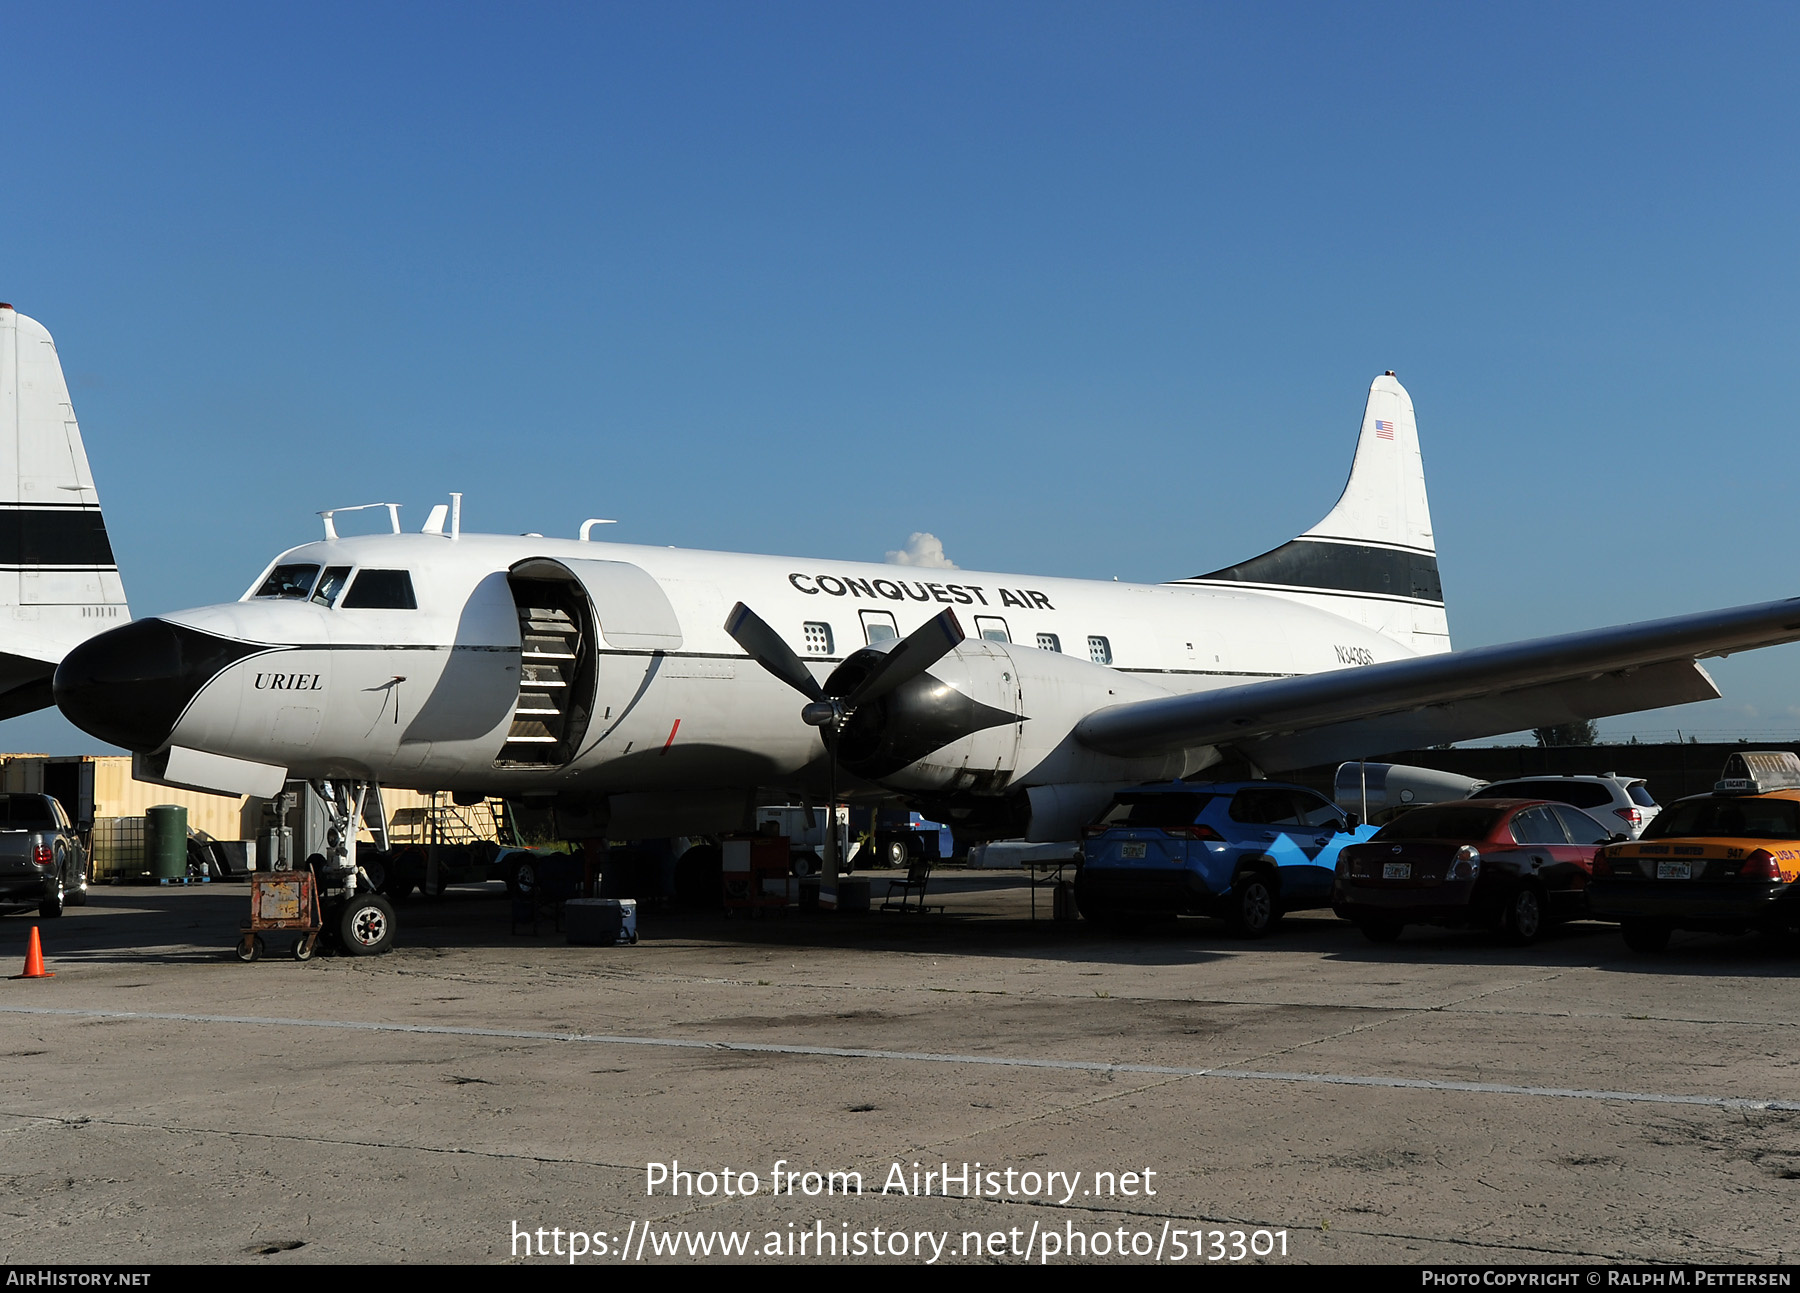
[{"x1": 825, "y1": 639, "x2": 1196, "y2": 795}]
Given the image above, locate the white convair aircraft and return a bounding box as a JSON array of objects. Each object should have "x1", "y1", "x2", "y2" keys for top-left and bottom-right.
[{"x1": 41, "y1": 328, "x2": 1800, "y2": 948}]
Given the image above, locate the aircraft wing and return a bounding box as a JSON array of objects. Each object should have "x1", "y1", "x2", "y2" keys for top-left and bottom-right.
[{"x1": 1074, "y1": 597, "x2": 1800, "y2": 773}]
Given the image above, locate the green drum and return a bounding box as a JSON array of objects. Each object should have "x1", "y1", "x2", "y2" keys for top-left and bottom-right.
[{"x1": 146, "y1": 804, "x2": 189, "y2": 880}]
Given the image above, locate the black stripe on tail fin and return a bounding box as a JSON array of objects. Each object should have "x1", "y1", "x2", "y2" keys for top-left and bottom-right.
[{"x1": 1194, "y1": 539, "x2": 1442, "y2": 605}]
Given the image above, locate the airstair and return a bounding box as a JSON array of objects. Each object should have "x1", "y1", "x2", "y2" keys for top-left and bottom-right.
[{"x1": 497, "y1": 577, "x2": 595, "y2": 768}]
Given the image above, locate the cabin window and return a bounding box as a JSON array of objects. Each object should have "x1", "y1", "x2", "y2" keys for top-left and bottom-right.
[
  {"x1": 1036, "y1": 632, "x2": 1061, "y2": 653},
  {"x1": 311, "y1": 566, "x2": 352, "y2": 607},
  {"x1": 253, "y1": 564, "x2": 320, "y2": 599},
  {"x1": 342, "y1": 569, "x2": 418, "y2": 610},
  {"x1": 803, "y1": 621, "x2": 834, "y2": 654},
  {"x1": 974, "y1": 616, "x2": 1011, "y2": 643},
  {"x1": 860, "y1": 610, "x2": 898, "y2": 645},
  {"x1": 1088, "y1": 635, "x2": 1112, "y2": 664}
]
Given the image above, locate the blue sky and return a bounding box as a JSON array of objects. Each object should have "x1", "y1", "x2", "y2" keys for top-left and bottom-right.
[{"x1": 6, "y1": 2, "x2": 1800, "y2": 754}]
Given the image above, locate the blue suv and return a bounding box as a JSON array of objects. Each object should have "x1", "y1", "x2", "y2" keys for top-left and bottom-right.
[{"x1": 1077, "y1": 781, "x2": 1377, "y2": 936}]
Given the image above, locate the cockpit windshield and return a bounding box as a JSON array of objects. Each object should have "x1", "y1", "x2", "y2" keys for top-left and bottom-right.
[
  {"x1": 253, "y1": 564, "x2": 321, "y2": 599},
  {"x1": 311, "y1": 566, "x2": 352, "y2": 607}
]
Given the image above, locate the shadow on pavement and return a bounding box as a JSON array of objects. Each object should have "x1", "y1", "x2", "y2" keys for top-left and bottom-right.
[{"x1": 4, "y1": 870, "x2": 1796, "y2": 980}]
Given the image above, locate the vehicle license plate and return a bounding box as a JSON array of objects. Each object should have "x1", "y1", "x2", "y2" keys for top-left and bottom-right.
[
  {"x1": 1655, "y1": 861, "x2": 1692, "y2": 880},
  {"x1": 1120, "y1": 842, "x2": 1147, "y2": 859},
  {"x1": 1383, "y1": 862, "x2": 1411, "y2": 880}
]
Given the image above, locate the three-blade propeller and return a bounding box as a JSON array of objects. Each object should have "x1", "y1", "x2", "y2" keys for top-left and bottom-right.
[
  {"x1": 724, "y1": 602, "x2": 965, "y2": 888},
  {"x1": 725, "y1": 602, "x2": 965, "y2": 732}
]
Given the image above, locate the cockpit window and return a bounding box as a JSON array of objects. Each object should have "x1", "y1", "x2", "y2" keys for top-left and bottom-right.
[
  {"x1": 311, "y1": 567, "x2": 352, "y2": 607},
  {"x1": 254, "y1": 564, "x2": 321, "y2": 599},
  {"x1": 341, "y1": 569, "x2": 417, "y2": 610}
]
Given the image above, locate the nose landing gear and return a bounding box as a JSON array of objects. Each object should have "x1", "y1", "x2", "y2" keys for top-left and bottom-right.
[{"x1": 310, "y1": 778, "x2": 399, "y2": 957}]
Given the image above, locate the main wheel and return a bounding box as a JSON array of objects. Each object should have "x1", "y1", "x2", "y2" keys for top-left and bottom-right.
[
  {"x1": 1621, "y1": 920, "x2": 1670, "y2": 953},
  {"x1": 506, "y1": 853, "x2": 538, "y2": 896},
  {"x1": 1501, "y1": 886, "x2": 1545, "y2": 945},
  {"x1": 337, "y1": 894, "x2": 397, "y2": 956},
  {"x1": 1225, "y1": 872, "x2": 1280, "y2": 938}
]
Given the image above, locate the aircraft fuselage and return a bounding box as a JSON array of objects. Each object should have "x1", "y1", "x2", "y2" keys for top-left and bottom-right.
[{"x1": 56, "y1": 531, "x2": 1419, "y2": 824}]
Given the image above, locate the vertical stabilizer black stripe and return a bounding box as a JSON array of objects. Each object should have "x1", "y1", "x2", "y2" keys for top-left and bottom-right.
[
  {"x1": 1195, "y1": 539, "x2": 1442, "y2": 603},
  {"x1": 0, "y1": 508, "x2": 116, "y2": 566}
]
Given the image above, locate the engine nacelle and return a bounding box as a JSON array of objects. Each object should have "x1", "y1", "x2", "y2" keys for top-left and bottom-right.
[{"x1": 828, "y1": 639, "x2": 1197, "y2": 796}]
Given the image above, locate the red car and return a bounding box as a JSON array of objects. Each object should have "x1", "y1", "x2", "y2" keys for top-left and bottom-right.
[{"x1": 1332, "y1": 799, "x2": 1621, "y2": 945}]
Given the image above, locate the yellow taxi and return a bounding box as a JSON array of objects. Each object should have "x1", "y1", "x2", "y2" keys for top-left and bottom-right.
[{"x1": 1590, "y1": 751, "x2": 1800, "y2": 952}]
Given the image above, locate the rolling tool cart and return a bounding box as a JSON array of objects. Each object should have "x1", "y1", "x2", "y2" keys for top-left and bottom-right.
[{"x1": 236, "y1": 870, "x2": 323, "y2": 962}]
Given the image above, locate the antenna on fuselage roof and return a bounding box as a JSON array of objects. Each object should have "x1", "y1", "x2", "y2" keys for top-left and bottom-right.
[
  {"x1": 319, "y1": 502, "x2": 401, "y2": 540},
  {"x1": 420, "y1": 494, "x2": 464, "y2": 539},
  {"x1": 579, "y1": 518, "x2": 617, "y2": 540}
]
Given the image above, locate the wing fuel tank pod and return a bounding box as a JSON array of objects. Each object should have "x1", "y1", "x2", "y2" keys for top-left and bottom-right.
[
  {"x1": 496, "y1": 557, "x2": 682, "y2": 768},
  {"x1": 1333, "y1": 761, "x2": 1487, "y2": 822}
]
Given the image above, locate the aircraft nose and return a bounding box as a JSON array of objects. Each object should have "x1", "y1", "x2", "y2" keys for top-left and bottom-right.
[{"x1": 54, "y1": 618, "x2": 261, "y2": 752}]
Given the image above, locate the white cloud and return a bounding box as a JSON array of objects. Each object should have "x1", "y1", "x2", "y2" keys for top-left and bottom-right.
[{"x1": 885, "y1": 532, "x2": 957, "y2": 569}]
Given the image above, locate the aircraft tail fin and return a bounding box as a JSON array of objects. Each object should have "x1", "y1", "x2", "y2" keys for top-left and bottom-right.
[
  {"x1": 1175, "y1": 372, "x2": 1449, "y2": 655},
  {"x1": 0, "y1": 305, "x2": 129, "y2": 718}
]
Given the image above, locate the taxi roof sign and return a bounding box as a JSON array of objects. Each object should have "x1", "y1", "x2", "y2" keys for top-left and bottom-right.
[{"x1": 1714, "y1": 750, "x2": 1800, "y2": 795}]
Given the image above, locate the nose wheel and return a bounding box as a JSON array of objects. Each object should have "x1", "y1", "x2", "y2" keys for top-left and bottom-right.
[{"x1": 335, "y1": 893, "x2": 397, "y2": 956}]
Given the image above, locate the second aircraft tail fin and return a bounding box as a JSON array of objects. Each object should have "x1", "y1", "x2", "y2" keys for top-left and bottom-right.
[{"x1": 0, "y1": 305, "x2": 129, "y2": 717}]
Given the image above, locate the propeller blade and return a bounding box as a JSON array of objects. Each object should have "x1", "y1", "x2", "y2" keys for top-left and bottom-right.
[
  {"x1": 840, "y1": 607, "x2": 965, "y2": 709},
  {"x1": 724, "y1": 602, "x2": 825, "y2": 703}
]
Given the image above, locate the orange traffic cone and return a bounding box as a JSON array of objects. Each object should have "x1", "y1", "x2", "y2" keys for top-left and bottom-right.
[{"x1": 12, "y1": 925, "x2": 53, "y2": 979}]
